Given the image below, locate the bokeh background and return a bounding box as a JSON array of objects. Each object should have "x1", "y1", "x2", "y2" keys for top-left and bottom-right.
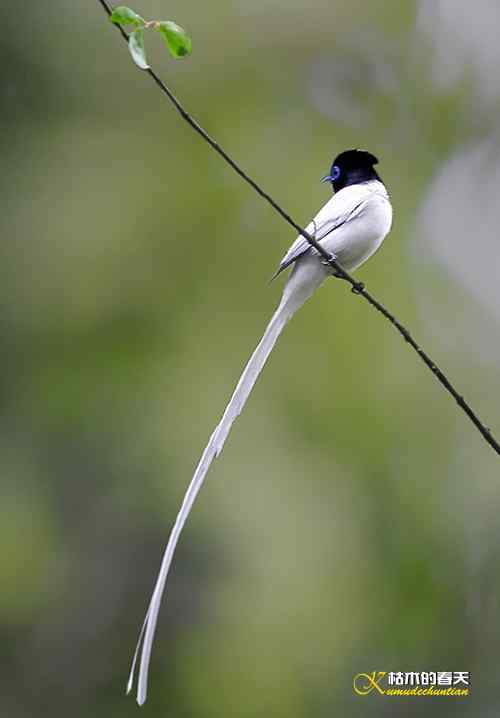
[{"x1": 3, "y1": 0, "x2": 500, "y2": 715}]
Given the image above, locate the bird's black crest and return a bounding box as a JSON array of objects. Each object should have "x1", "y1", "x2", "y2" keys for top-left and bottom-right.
[{"x1": 333, "y1": 149, "x2": 379, "y2": 169}]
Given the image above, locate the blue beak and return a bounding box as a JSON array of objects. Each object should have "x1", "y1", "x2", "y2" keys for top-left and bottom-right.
[{"x1": 321, "y1": 175, "x2": 333, "y2": 184}]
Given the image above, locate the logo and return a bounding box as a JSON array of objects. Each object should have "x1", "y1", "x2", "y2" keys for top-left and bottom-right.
[
  {"x1": 353, "y1": 671, "x2": 470, "y2": 697},
  {"x1": 353, "y1": 672, "x2": 387, "y2": 696}
]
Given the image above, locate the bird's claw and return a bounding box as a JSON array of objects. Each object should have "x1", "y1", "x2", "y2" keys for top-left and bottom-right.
[
  {"x1": 320, "y1": 252, "x2": 337, "y2": 267},
  {"x1": 351, "y1": 282, "x2": 365, "y2": 294}
]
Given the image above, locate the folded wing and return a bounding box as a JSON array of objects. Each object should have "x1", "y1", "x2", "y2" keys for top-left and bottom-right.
[{"x1": 273, "y1": 184, "x2": 374, "y2": 277}]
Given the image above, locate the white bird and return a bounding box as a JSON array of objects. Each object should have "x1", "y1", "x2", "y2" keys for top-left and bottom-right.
[{"x1": 127, "y1": 148, "x2": 393, "y2": 704}]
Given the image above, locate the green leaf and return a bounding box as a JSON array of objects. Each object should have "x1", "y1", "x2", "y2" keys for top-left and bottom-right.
[
  {"x1": 157, "y1": 21, "x2": 192, "y2": 59},
  {"x1": 110, "y1": 6, "x2": 145, "y2": 27},
  {"x1": 128, "y1": 28, "x2": 149, "y2": 69}
]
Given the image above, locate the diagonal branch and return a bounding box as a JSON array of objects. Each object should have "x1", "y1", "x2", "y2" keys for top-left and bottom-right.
[{"x1": 97, "y1": 0, "x2": 500, "y2": 457}]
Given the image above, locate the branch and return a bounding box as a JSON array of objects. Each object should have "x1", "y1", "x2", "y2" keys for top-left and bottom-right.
[{"x1": 97, "y1": 0, "x2": 500, "y2": 458}]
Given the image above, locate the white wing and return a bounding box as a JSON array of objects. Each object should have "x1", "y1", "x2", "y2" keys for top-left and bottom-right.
[{"x1": 274, "y1": 183, "x2": 377, "y2": 276}]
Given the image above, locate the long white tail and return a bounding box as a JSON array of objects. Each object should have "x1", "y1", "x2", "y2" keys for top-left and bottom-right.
[{"x1": 127, "y1": 285, "x2": 310, "y2": 705}]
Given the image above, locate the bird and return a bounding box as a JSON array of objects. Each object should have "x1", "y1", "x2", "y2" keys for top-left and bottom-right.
[{"x1": 127, "y1": 148, "x2": 393, "y2": 705}]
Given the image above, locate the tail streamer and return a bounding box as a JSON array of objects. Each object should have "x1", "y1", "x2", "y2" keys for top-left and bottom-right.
[{"x1": 128, "y1": 293, "x2": 301, "y2": 705}]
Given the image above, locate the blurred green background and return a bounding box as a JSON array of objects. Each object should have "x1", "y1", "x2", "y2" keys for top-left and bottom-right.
[{"x1": 3, "y1": 1, "x2": 500, "y2": 715}]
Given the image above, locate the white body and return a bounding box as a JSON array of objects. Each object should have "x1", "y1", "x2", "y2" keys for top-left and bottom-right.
[
  {"x1": 280, "y1": 179, "x2": 391, "y2": 272},
  {"x1": 277, "y1": 180, "x2": 392, "y2": 314},
  {"x1": 128, "y1": 179, "x2": 392, "y2": 705},
  {"x1": 320, "y1": 182, "x2": 392, "y2": 270}
]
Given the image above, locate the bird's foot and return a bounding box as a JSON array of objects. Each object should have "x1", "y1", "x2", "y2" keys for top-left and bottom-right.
[
  {"x1": 351, "y1": 281, "x2": 365, "y2": 294},
  {"x1": 321, "y1": 252, "x2": 337, "y2": 267}
]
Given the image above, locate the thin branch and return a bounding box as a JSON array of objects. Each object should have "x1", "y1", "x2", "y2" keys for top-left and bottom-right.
[{"x1": 98, "y1": 0, "x2": 500, "y2": 457}]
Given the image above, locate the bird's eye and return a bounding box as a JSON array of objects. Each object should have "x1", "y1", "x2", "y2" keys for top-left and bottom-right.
[{"x1": 331, "y1": 166, "x2": 341, "y2": 181}]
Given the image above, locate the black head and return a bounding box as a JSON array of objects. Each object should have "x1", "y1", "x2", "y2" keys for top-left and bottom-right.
[{"x1": 321, "y1": 149, "x2": 381, "y2": 193}]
